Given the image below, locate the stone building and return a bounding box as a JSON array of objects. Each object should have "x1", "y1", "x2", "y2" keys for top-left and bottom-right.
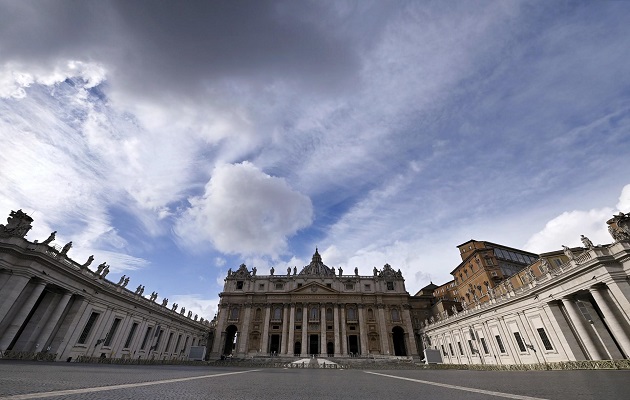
[
  {"x1": 211, "y1": 249, "x2": 419, "y2": 359},
  {"x1": 0, "y1": 210, "x2": 209, "y2": 361},
  {"x1": 420, "y1": 213, "x2": 630, "y2": 365}
]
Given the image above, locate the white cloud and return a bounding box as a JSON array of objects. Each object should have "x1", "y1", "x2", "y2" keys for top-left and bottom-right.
[
  {"x1": 169, "y1": 294, "x2": 219, "y2": 322},
  {"x1": 175, "y1": 162, "x2": 313, "y2": 256},
  {"x1": 617, "y1": 184, "x2": 630, "y2": 212}
]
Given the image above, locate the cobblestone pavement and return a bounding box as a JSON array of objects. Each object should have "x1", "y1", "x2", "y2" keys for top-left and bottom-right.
[{"x1": 0, "y1": 361, "x2": 628, "y2": 400}]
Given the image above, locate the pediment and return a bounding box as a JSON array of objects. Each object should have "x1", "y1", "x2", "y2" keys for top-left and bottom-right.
[{"x1": 289, "y1": 281, "x2": 338, "y2": 294}]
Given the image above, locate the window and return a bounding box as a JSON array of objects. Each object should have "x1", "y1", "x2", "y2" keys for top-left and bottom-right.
[
  {"x1": 295, "y1": 325, "x2": 301, "y2": 330},
  {"x1": 495, "y1": 335, "x2": 506, "y2": 353},
  {"x1": 297, "y1": 283, "x2": 303, "y2": 287},
  {"x1": 140, "y1": 327, "x2": 153, "y2": 350},
  {"x1": 255, "y1": 308, "x2": 262, "y2": 321},
  {"x1": 391, "y1": 308, "x2": 400, "y2": 322},
  {"x1": 258, "y1": 283, "x2": 264, "y2": 290},
  {"x1": 326, "y1": 308, "x2": 333, "y2": 321},
  {"x1": 554, "y1": 259, "x2": 562, "y2": 267},
  {"x1": 513, "y1": 332, "x2": 526, "y2": 352},
  {"x1": 310, "y1": 307, "x2": 318, "y2": 320},
  {"x1": 124, "y1": 322, "x2": 138, "y2": 348},
  {"x1": 296, "y1": 308, "x2": 303, "y2": 320},
  {"x1": 230, "y1": 307, "x2": 240, "y2": 320},
  {"x1": 236, "y1": 281, "x2": 244, "y2": 289},
  {"x1": 386, "y1": 282, "x2": 394, "y2": 290},
  {"x1": 77, "y1": 312, "x2": 100, "y2": 344},
  {"x1": 104, "y1": 318, "x2": 122, "y2": 347},
  {"x1": 367, "y1": 308, "x2": 374, "y2": 320},
  {"x1": 275, "y1": 283, "x2": 284, "y2": 290},
  {"x1": 345, "y1": 283, "x2": 355, "y2": 290},
  {"x1": 273, "y1": 307, "x2": 282, "y2": 320},
  {"x1": 347, "y1": 307, "x2": 357, "y2": 321},
  {"x1": 364, "y1": 284, "x2": 371, "y2": 290},
  {"x1": 480, "y1": 337, "x2": 489, "y2": 354},
  {"x1": 326, "y1": 283, "x2": 332, "y2": 288},
  {"x1": 457, "y1": 341, "x2": 464, "y2": 355},
  {"x1": 537, "y1": 328, "x2": 553, "y2": 350}
]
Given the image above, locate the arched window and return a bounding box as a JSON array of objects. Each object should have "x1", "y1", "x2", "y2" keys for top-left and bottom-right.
[
  {"x1": 296, "y1": 308, "x2": 303, "y2": 320},
  {"x1": 326, "y1": 308, "x2": 333, "y2": 321},
  {"x1": 254, "y1": 308, "x2": 262, "y2": 321},
  {"x1": 391, "y1": 308, "x2": 400, "y2": 322},
  {"x1": 367, "y1": 308, "x2": 374, "y2": 320},
  {"x1": 273, "y1": 306, "x2": 282, "y2": 320},
  {"x1": 347, "y1": 307, "x2": 357, "y2": 321}
]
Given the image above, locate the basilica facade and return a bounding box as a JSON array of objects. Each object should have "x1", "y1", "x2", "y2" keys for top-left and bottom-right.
[{"x1": 210, "y1": 249, "x2": 419, "y2": 359}]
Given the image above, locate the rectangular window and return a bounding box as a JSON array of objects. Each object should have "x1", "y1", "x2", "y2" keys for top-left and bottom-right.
[
  {"x1": 124, "y1": 322, "x2": 139, "y2": 348},
  {"x1": 457, "y1": 341, "x2": 464, "y2": 355},
  {"x1": 297, "y1": 283, "x2": 303, "y2": 287},
  {"x1": 258, "y1": 283, "x2": 264, "y2": 290},
  {"x1": 140, "y1": 327, "x2": 153, "y2": 350},
  {"x1": 537, "y1": 328, "x2": 553, "y2": 350},
  {"x1": 495, "y1": 335, "x2": 506, "y2": 353},
  {"x1": 513, "y1": 332, "x2": 526, "y2": 352},
  {"x1": 386, "y1": 282, "x2": 394, "y2": 290},
  {"x1": 364, "y1": 284, "x2": 371, "y2": 290},
  {"x1": 77, "y1": 312, "x2": 100, "y2": 344},
  {"x1": 345, "y1": 283, "x2": 354, "y2": 290},
  {"x1": 275, "y1": 283, "x2": 284, "y2": 289},
  {"x1": 554, "y1": 259, "x2": 563, "y2": 267},
  {"x1": 326, "y1": 283, "x2": 332, "y2": 288},
  {"x1": 103, "y1": 318, "x2": 122, "y2": 347},
  {"x1": 295, "y1": 325, "x2": 301, "y2": 330},
  {"x1": 480, "y1": 337, "x2": 489, "y2": 354},
  {"x1": 236, "y1": 281, "x2": 243, "y2": 289}
]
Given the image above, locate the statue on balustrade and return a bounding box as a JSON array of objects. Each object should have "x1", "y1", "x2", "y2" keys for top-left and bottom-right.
[
  {"x1": 42, "y1": 231, "x2": 56, "y2": 245},
  {"x1": 580, "y1": 235, "x2": 594, "y2": 249}
]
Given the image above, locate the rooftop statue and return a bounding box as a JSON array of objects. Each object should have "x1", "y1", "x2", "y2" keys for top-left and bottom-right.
[
  {"x1": 81, "y1": 255, "x2": 94, "y2": 269},
  {"x1": 0, "y1": 209, "x2": 33, "y2": 238},
  {"x1": 580, "y1": 234, "x2": 594, "y2": 249},
  {"x1": 60, "y1": 241, "x2": 72, "y2": 256},
  {"x1": 42, "y1": 231, "x2": 56, "y2": 245}
]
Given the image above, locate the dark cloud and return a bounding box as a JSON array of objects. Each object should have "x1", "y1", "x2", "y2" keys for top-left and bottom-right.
[{"x1": 0, "y1": 0, "x2": 383, "y2": 97}]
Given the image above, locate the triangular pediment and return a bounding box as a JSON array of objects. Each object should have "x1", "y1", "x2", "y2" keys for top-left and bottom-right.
[{"x1": 289, "y1": 281, "x2": 338, "y2": 294}]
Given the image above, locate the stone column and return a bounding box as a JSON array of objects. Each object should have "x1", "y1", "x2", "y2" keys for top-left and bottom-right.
[
  {"x1": 402, "y1": 306, "x2": 418, "y2": 357},
  {"x1": 0, "y1": 280, "x2": 46, "y2": 351},
  {"x1": 238, "y1": 304, "x2": 252, "y2": 355},
  {"x1": 32, "y1": 291, "x2": 72, "y2": 352},
  {"x1": 590, "y1": 286, "x2": 630, "y2": 357},
  {"x1": 281, "y1": 304, "x2": 289, "y2": 355},
  {"x1": 320, "y1": 304, "x2": 326, "y2": 355},
  {"x1": 0, "y1": 274, "x2": 30, "y2": 325},
  {"x1": 340, "y1": 305, "x2": 347, "y2": 356},
  {"x1": 358, "y1": 305, "x2": 368, "y2": 356},
  {"x1": 604, "y1": 279, "x2": 630, "y2": 324},
  {"x1": 561, "y1": 297, "x2": 603, "y2": 360},
  {"x1": 261, "y1": 305, "x2": 271, "y2": 354},
  {"x1": 301, "y1": 304, "x2": 308, "y2": 356},
  {"x1": 55, "y1": 297, "x2": 89, "y2": 360},
  {"x1": 287, "y1": 303, "x2": 295, "y2": 355},
  {"x1": 377, "y1": 304, "x2": 389, "y2": 355},
  {"x1": 333, "y1": 305, "x2": 340, "y2": 356},
  {"x1": 211, "y1": 304, "x2": 228, "y2": 357}
]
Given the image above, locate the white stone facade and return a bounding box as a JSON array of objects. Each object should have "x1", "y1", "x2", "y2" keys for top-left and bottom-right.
[
  {"x1": 421, "y1": 239, "x2": 630, "y2": 365},
  {"x1": 0, "y1": 211, "x2": 209, "y2": 362},
  {"x1": 211, "y1": 250, "x2": 419, "y2": 359}
]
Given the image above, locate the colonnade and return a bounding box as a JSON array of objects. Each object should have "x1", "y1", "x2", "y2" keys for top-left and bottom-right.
[{"x1": 213, "y1": 301, "x2": 418, "y2": 358}]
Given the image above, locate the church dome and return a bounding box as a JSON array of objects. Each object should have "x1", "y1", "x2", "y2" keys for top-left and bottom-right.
[{"x1": 299, "y1": 248, "x2": 335, "y2": 276}]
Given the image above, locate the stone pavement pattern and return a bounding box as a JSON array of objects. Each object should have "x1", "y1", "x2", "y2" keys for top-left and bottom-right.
[{"x1": 1, "y1": 361, "x2": 629, "y2": 400}]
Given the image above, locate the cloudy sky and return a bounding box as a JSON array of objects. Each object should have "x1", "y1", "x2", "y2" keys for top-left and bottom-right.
[{"x1": 1, "y1": 0, "x2": 629, "y2": 320}]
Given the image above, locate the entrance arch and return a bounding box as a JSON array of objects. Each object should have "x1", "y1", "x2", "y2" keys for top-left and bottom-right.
[
  {"x1": 223, "y1": 325, "x2": 238, "y2": 355},
  {"x1": 392, "y1": 326, "x2": 407, "y2": 356}
]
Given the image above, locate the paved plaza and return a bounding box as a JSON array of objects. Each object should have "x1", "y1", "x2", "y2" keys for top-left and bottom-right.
[{"x1": 0, "y1": 361, "x2": 628, "y2": 400}]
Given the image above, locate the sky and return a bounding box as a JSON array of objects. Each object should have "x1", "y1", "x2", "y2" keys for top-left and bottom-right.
[{"x1": 1, "y1": 0, "x2": 630, "y2": 321}]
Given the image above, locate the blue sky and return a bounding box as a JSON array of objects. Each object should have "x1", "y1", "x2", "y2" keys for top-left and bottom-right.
[{"x1": 1, "y1": 1, "x2": 629, "y2": 320}]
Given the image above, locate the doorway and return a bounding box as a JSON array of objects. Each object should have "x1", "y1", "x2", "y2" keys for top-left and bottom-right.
[
  {"x1": 294, "y1": 341, "x2": 301, "y2": 355},
  {"x1": 309, "y1": 334, "x2": 319, "y2": 355},
  {"x1": 326, "y1": 341, "x2": 334, "y2": 356},
  {"x1": 270, "y1": 334, "x2": 280, "y2": 355},
  {"x1": 392, "y1": 326, "x2": 407, "y2": 356},
  {"x1": 348, "y1": 335, "x2": 359, "y2": 355},
  {"x1": 223, "y1": 325, "x2": 237, "y2": 355}
]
